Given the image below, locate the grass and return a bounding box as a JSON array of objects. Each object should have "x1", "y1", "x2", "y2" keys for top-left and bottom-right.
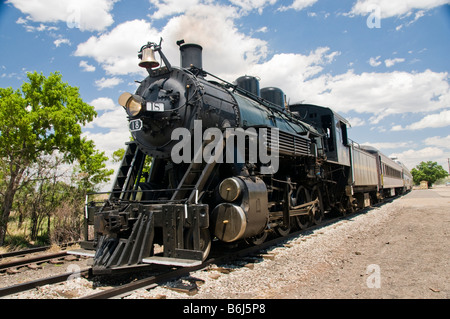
[{"x1": 1, "y1": 212, "x2": 53, "y2": 251}]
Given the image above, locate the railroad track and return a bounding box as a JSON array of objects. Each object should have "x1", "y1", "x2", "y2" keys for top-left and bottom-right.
[
  {"x1": 80, "y1": 213, "x2": 349, "y2": 299},
  {"x1": 81, "y1": 199, "x2": 401, "y2": 299},
  {"x1": 1, "y1": 199, "x2": 397, "y2": 299},
  {"x1": 0, "y1": 251, "x2": 69, "y2": 273},
  {"x1": 0, "y1": 242, "x2": 78, "y2": 260},
  {"x1": 1, "y1": 217, "x2": 340, "y2": 299},
  {"x1": 0, "y1": 249, "x2": 91, "y2": 298},
  {"x1": 0, "y1": 267, "x2": 91, "y2": 297},
  {"x1": 0, "y1": 241, "x2": 83, "y2": 276}
]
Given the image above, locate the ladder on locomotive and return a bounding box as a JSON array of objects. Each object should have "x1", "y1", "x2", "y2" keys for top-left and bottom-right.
[
  {"x1": 171, "y1": 139, "x2": 225, "y2": 204},
  {"x1": 110, "y1": 139, "x2": 225, "y2": 202},
  {"x1": 110, "y1": 141, "x2": 146, "y2": 201}
]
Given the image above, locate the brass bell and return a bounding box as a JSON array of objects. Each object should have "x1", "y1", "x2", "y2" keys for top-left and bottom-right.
[{"x1": 138, "y1": 47, "x2": 160, "y2": 69}]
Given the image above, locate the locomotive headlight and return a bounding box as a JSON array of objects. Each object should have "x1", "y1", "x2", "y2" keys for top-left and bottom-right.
[{"x1": 118, "y1": 92, "x2": 144, "y2": 117}]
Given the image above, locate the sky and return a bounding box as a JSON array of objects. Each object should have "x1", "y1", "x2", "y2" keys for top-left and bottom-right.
[{"x1": 1, "y1": 0, "x2": 449, "y2": 190}]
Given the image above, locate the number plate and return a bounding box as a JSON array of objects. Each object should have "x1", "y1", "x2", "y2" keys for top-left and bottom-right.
[
  {"x1": 147, "y1": 102, "x2": 165, "y2": 112},
  {"x1": 129, "y1": 119, "x2": 143, "y2": 132}
]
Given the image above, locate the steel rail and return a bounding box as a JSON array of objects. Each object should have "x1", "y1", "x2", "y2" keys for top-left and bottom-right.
[
  {"x1": 0, "y1": 268, "x2": 91, "y2": 297},
  {"x1": 2, "y1": 198, "x2": 400, "y2": 299},
  {"x1": 0, "y1": 247, "x2": 49, "y2": 259},
  {"x1": 0, "y1": 242, "x2": 79, "y2": 260},
  {"x1": 0, "y1": 215, "x2": 342, "y2": 299},
  {"x1": 0, "y1": 252, "x2": 68, "y2": 271},
  {"x1": 79, "y1": 214, "x2": 349, "y2": 299}
]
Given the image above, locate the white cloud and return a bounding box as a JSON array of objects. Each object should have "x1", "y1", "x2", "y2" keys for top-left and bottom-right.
[
  {"x1": 83, "y1": 4, "x2": 258, "y2": 77},
  {"x1": 389, "y1": 147, "x2": 447, "y2": 170},
  {"x1": 71, "y1": 1, "x2": 449, "y2": 170},
  {"x1": 149, "y1": 0, "x2": 203, "y2": 19},
  {"x1": 362, "y1": 141, "x2": 415, "y2": 150},
  {"x1": 246, "y1": 47, "x2": 340, "y2": 99},
  {"x1": 82, "y1": 106, "x2": 131, "y2": 191},
  {"x1": 396, "y1": 9, "x2": 428, "y2": 30},
  {"x1": 346, "y1": 117, "x2": 366, "y2": 127},
  {"x1": 9, "y1": 0, "x2": 117, "y2": 31},
  {"x1": 388, "y1": 136, "x2": 450, "y2": 171},
  {"x1": 391, "y1": 124, "x2": 403, "y2": 131},
  {"x1": 255, "y1": 26, "x2": 268, "y2": 33},
  {"x1": 157, "y1": 4, "x2": 268, "y2": 78},
  {"x1": 393, "y1": 109, "x2": 450, "y2": 130},
  {"x1": 21, "y1": 22, "x2": 58, "y2": 32},
  {"x1": 90, "y1": 97, "x2": 116, "y2": 111},
  {"x1": 278, "y1": 0, "x2": 318, "y2": 11},
  {"x1": 384, "y1": 57, "x2": 405, "y2": 67},
  {"x1": 53, "y1": 38, "x2": 71, "y2": 47},
  {"x1": 296, "y1": 69, "x2": 450, "y2": 118},
  {"x1": 75, "y1": 19, "x2": 158, "y2": 75},
  {"x1": 82, "y1": 97, "x2": 131, "y2": 191},
  {"x1": 74, "y1": 2, "x2": 333, "y2": 83},
  {"x1": 89, "y1": 108, "x2": 128, "y2": 130},
  {"x1": 424, "y1": 135, "x2": 450, "y2": 149},
  {"x1": 369, "y1": 56, "x2": 381, "y2": 67},
  {"x1": 16, "y1": 17, "x2": 27, "y2": 24},
  {"x1": 82, "y1": 125, "x2": 129, "y2": 189},
  {"x1": 95, "y1": 77, "x2": 123, "y2": 90},
  {"x1": 149, "y1": 0, "x2": 277, "y2": 18},
  {"x1": 79, "y1": 60, "x2": 96, "y2": 72},
  {"x1": 349, "y1": 0, "x2": 449, "y2": 19},
  {"x1": 229, "y1": 0, "x2": 277, "y2": 14}
]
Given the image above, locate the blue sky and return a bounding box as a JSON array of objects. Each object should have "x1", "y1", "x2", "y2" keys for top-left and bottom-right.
[{"x1": 1, "y1": 0, "x2": 449, "y2": 186}]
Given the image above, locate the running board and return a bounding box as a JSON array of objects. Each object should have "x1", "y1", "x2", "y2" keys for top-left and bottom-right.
[
  {"x1": 67, "y1": 249, "x2": 96, "y2": 258},
  {"x1": 68, "y1": 250, "x2": 203, "y2": 267},
  {"x1": 142, "y1": 256, "x2": 202, "y2": 267}
]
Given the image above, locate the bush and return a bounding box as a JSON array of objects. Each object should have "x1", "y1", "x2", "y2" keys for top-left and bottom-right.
[{"x1": 50, "y1": 199, "x2": 84, "y2": 245}]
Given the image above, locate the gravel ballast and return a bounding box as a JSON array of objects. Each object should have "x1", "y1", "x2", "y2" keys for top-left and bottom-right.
[{"x1": 1, "y1": 186, "x2": 449, "y2": 299}]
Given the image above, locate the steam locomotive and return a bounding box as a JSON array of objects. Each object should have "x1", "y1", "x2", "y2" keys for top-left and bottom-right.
[{"x1": 70, "y1": 40, "x2": 412, "y2": 274}]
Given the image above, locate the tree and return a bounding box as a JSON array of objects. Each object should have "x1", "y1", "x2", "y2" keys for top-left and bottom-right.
[
  {"x1": 411, "y1": 161, "x2": 448, "y2": 187},
  {"x1": 0, "y1": 71, "x2": 109, "y2": 245},
  {"x1": 112, "y1": 146, "x2": 152, "y2": 182},
  {"x1": 112, "y1": 148, "x2": 125, "y2": 163},
  {"x1": 74, "y1": 139, "x2": 114, "y2": 193}
]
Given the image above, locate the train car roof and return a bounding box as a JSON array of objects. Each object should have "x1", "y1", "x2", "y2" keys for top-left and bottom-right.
[
  {"x1": 288, "y1": 103, "x2": 351, "y2": 127},
  {"x1": 359, "y1": 145, "x2": 379, "y2": 153}
]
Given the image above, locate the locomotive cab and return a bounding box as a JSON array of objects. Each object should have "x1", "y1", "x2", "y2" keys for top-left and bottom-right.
[{"x1": 289, "y1": 103, "x2": 350, "y2": 166}]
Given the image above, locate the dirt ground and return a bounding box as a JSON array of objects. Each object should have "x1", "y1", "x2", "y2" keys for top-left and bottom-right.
[
  {"x1": 1, "y1": 186, "x2": 448, "y2": 300},
  {"x1": 274, "y1": 186, "x2": 450, "y2": 299},
  {"x1": 124, "y1": 185, "x2": 450, "y2": 300}
]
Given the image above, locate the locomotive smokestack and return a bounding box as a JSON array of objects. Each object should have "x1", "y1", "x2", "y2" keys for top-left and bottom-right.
[{"x1": 179, "y1": 43, "x2": 203, "y2": 69}]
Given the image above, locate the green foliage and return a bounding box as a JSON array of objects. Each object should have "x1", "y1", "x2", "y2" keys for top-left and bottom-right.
[
  {"x1": 0, "y1": 71, "x2": 112, "y2": 245},
  {"x1": 75, "y1": 139, "x2": 114, "y2": 193},
  {"x1": 112, "y1": 146, "x2": 152, "y2": 182},
  {"x1": 112, "y1": 148, "x2": 125, "y2": 163},
  {"x1": 411, "y1": 161, "x2": 448, "y2": 186},
  {"x1": 0, "y1": 71, "x2": 96, "y2": 164}
]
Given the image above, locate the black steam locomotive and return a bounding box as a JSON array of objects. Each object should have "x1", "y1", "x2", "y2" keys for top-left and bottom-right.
[{"x1": 70, "y1": 40, "x2": 412, "y2": 274}]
